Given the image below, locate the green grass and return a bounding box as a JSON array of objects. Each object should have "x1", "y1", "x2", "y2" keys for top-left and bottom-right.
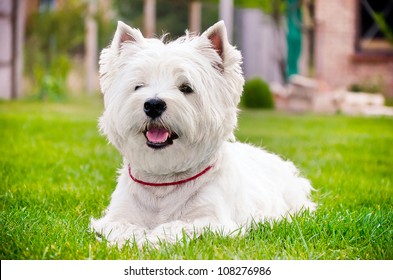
[{"x1": 1, "y1": 98, "x2": 392, "y2": 259}]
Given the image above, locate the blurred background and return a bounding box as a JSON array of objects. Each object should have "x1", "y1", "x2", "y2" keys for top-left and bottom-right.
[{"x1": 1, "y1": 0, "x2": 392, "y2": 115}]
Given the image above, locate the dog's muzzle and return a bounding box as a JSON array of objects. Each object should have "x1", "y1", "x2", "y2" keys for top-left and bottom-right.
[
  {"x1": 143, "y1": 99, "x2": 178, "y2": 149},
  {"x1": 144, "y1": 98, "x2": 166, "y2": 119},
  {"x1": 144, "y1": 124, "x2": 179, "y2": 149}
]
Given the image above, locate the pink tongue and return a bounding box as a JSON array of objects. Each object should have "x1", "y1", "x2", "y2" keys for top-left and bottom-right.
[{"x1": 146, "y1": 127, "x2": 170, "y2": 143}]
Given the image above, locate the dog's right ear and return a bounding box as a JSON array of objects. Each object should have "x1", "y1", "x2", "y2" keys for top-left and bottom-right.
[
  {"x1": 111, "y1": 21, "x2": 144, "y2": 51},
  {"x1": 99, "y1": 22, "x2": 144, "y2": 96}
]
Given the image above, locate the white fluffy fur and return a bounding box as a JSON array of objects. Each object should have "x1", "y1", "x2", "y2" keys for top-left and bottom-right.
[{"x1": 91, "y1": 21, "x2": 315, "y2": 247}]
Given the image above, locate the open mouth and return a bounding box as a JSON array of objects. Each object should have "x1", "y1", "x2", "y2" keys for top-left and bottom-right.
[{"x1": 144, "y1": 125, "x2": 179, "y2": 149}]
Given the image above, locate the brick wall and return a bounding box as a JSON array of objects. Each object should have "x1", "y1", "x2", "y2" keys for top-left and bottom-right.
[{"x1": 314, "y1": 0, "x2": 393, "y2": 97}]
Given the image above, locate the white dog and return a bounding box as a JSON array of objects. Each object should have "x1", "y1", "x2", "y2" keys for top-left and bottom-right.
[{"x1": 91, "y1": 21, "x2": 315, "y2": 247}]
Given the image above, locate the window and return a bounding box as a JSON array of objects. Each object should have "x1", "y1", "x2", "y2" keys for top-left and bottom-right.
[{"x1": 356, "y1": 0, "x2": 393, "y2": 55}]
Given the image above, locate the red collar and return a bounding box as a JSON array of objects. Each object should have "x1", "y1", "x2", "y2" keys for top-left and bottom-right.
[{"x1": 128, "y1": 164, "x2": 213, "y2": 187}]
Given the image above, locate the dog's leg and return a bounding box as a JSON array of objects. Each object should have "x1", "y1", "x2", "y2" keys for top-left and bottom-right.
[
  {"x1": 90, "y1": 218, "x2": 147, "y2": 248},
  {"x1": 145, "y1": 218, "x2": 240, "y2": 245}
]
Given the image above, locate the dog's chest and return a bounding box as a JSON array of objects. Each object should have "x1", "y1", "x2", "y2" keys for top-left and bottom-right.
[{"x1": 132, "y1": 185, "x2": 199, "y2": 229}]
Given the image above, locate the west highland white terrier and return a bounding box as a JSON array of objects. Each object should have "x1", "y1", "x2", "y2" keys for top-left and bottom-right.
[{"x1": 91, "y1": 21, "x2": 315, "y2": 247}]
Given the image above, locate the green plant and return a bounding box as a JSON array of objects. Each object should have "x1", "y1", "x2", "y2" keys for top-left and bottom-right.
[
  {"x1": 371, "y1": 12, "x2": 393, "y2": 46},
  {"x1": 33, "y1": 55, "x2": 71, "y2": 101},
  {"x1": 234, "y1": 0, "x2": 286, "y2": 15},
  {"x1": 348, "y1": 78, "x2": 385, "y2": 94},
  {"x1": 112, "y1": 0, "x2": 219, "y2": 39},
  {"x1": 24, "y1": 1, "x2": 86, "y2": 100},
  {"x1": 241, "y1": 78, "x2": 274, "y2": 109},
  {"x1": 385, "y1": 97, "x2": 393, "y2": 107}
]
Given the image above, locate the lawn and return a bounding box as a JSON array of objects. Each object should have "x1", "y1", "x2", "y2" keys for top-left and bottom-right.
[{"x1": 1, "y1": 97, "x2": 392, "y2": 260}]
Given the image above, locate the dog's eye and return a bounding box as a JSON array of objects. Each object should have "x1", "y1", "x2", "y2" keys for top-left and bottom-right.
[
  {"x1": 178, "y1": 84, "x2": 194, "y2": 94},
  {"x1": 135, "y1": 84, "x2": 144, "y2": 91}
]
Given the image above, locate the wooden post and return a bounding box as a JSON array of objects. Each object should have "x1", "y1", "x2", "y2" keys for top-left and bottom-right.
[
  {"x1": 219, "y1": 0, "x2": 233, "y2": 43},
  {"x1": 0, "y1": 0, "x2": 25, "y2": 99},
  {"x1": 85, "y1": 0, "x2": 98, "y2": 94},
  {"x1": 189, "y1": 1, "x2": 202, "y2": 33},
  {"x1": 14, "y1": 0, "x2": 25, "y2": 99},
  {"x1": 144, "y1": 0, "x2": 156, "y2": 37}
]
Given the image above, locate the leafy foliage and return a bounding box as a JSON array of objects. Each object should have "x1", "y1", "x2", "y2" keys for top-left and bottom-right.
[
  {"x1": 112, "y1": 0, "x2": 218, "y2": 38},
  {"x1": 241, "y1": 78, "x2": 274, "y2": 109},
  {"x1": 234, "y1": 0, "x2": 286, "y2": 15},
  {"x1": 24, "y1": 1, "x2": 116, "y2": 100},
  {"x1": 24, "y1": 1, "x2": 86, "y2": 100},
  {"x1": 348, "y1": 76, "x2": 386, "y2": 94},
  {"x1": 371, "y1": 12, "x2": 393, "y2": 46}
]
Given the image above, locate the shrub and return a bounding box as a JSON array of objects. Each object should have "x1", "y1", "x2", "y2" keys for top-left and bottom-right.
[
  {"x1": 34, "y1": 55, "x2": 71, "y2": 101},
  {"x1": 24, "y1": 2, "x2": 85, "y2": 100},
  {"x1": 23, "y1": 0, "x2": 115, "y2": 100},
  {"x1": 241, "y1": 78, "x2": 274, "y2": 109},
  {"x1": 348, "y1": 80, "x2": 384, "y2": 94}
]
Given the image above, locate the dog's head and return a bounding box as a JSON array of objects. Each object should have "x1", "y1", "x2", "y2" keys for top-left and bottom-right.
[{"x1": 99, "y1": 21, "x2": 244, "y2": 174}]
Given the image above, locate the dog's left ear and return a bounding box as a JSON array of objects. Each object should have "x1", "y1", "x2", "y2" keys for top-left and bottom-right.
[
  {"x1": 201, "y1": 21, "x2": 244, "y2": 110},
  {"x1": 201, "y1": 21, "x2": 228, "y2": 62}
]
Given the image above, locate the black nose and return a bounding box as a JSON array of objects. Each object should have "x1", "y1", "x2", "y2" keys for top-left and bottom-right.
[{"x1": 144, "y1": 98, "x2": 167, "y2": 119}]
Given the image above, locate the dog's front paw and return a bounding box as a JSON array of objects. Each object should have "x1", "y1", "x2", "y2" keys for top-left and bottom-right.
[
  {"x1": 90, "y1": 218, "x2": 147, "y2": 248},
  {"x1": 144, "y1": 221, "x2": 199, "y2": 246}
]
